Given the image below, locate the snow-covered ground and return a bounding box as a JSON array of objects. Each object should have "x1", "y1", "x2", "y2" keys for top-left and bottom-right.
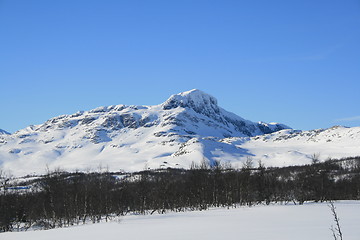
[{"x1": 3, "y1": 201, "x2": 360, "y2": 240}]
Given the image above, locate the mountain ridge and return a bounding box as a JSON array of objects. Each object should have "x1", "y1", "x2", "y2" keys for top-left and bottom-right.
[{"x1": 0, "y1": 89, "x2": 359, "y2": 176}]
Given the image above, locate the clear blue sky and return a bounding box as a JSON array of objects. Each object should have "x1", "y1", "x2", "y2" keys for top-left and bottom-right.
[{"x1": 1, "y1": 0, "x2": 360, "y2": 133}]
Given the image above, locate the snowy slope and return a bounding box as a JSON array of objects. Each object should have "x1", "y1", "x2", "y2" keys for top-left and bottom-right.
[
  {"x1": 3, "y1": 201, "x2": 360, "y2": 240},
  {"x1": 225, "y1": 126, "x2": 360, "y2": 167},
  {"x1": 0, "y1": 89, "x2": 359, "y2": 176}
]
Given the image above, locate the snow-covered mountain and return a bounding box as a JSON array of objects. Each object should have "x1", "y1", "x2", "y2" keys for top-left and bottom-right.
[{"x1": 0, "y1": 89, "x2": 359, "y2": 176}]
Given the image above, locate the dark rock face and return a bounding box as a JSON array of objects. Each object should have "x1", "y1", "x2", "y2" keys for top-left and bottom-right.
[
  {"x1": 0, "y1": 129, "x2": 10, "y2": 135},
  {"x1": 162, "y1": 89, "x2": 220, "y2": 118}
]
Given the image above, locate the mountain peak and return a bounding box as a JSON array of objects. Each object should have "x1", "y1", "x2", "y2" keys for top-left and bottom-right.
[
  {"x1": 177, "y1": 89, "x2": 217, "y2": 102},
  {"x1": 162, "y1": 89, "x2": 220, "y2": 115}
]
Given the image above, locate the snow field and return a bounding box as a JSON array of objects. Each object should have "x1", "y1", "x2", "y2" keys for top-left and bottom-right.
[{"x1": 3, "y1": 201, "x2": 360, "y2": 240}]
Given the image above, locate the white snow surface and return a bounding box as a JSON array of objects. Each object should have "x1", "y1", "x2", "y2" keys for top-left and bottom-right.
[
  {"x1": 0, "y1": 89, "x2": 360, "y2": 176},
  {"x1": 3, "y1": 201, "x2": 360, "y2": 240},
  {"x1": 226, "y1": 126, "x2": 360, "y2": 167}
]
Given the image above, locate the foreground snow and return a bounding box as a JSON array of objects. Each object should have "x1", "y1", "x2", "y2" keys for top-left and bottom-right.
[{"x1": 3, "y1": 201, "x2": 360, "y2": 240}]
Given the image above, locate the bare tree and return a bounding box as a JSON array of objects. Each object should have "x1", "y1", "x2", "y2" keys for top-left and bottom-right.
[
  {"x1": 310, "y1": 152, "x2": 320, "y2": 164},
  {"x1": 329, "y1": 201, "x2": 343, "y2": 240},
  {"x1": 243, "y1": 156, "x2": 254, "y2": 169}
]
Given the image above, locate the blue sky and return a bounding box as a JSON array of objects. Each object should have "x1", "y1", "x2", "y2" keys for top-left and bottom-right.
[{"x1": 1, "y1": 0, "x2": 360, "y2": 133}]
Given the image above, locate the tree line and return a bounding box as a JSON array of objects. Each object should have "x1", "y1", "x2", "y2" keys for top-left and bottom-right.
[{"x1": 0, "y1": 156, "x2": 359, "y2": 232}]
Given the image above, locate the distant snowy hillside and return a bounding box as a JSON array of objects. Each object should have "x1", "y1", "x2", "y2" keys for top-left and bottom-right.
[
  {"x1": 0, "y1": 89, "x2": 359, "y2": 176},
  {"x1": 224, "y1": 126, "x2": 360, "y2": 167}
]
